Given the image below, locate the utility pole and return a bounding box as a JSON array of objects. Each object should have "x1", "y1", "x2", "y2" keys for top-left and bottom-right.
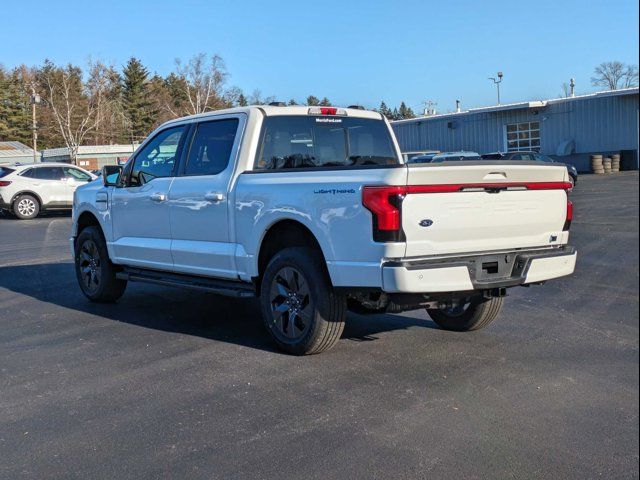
[
  {"x1": 488, "y1": 72, "x2": 504, "y2": 105},
  {"x1": 29, "y1": 90, "x2": 41, "y2": 163}
]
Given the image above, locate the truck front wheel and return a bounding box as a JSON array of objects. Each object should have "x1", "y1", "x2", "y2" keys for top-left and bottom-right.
[
  {"x1": 260, "y1": 247, "x2": 346, "y2": 355},
  {"x1": 427, "y1": 296, "x2": 504, "y2": 332},
  {"x1": 75, "y1": 226, "x2": 127, "y2": 303}
]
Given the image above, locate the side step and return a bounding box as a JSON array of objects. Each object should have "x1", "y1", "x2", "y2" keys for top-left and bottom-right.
[{"x1": 116, "y1": 267, "x2": 256, "y2": 298}]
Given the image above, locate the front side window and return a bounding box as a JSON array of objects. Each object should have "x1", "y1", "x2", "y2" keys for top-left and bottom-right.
[
  {"x1": 64, "y1": 167, "x2": 92, "y2": 182},
  {"x1": 255, "y1": 116, "x2": 398, "y2": 170},
  {"x1": 185, "y1": 119, "x2": 239, "y2": 176},
  {"x1": 23, "y1": 167, "x2": 65, "y2": 180},
  {"x1": 130, "y1": 126, "x2": 186, "y2": 186},
  {"x1": 505, "y1": 121, "x2": 540, "y2": 152}
]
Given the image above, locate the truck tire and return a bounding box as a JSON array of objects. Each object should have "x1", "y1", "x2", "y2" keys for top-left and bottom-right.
[
  {"x1": 260, "y1": 247, "x2": 346, "y2": 355},
  {"x1": 13, "y1": 194, "x2": 40, "y2": 220},
  {"x1": 75, "y1": 226, "x2": 127, "y2": 303},
  {"x1": 427, "y1": 296, "x2": 504, "y2": 332}
]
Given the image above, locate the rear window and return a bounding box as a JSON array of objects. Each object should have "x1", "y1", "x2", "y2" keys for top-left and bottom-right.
[
  {"x1": 255, "y1": 116, "x2": 398, "y2": 170},
  {"x1": 0, "y1": 167, "x2": 15, "y2": 178}
]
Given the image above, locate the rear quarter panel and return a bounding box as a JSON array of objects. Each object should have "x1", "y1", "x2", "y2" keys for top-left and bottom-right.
[{"x1": 233, "y1": 168, "x2": 407, "y2": 286}]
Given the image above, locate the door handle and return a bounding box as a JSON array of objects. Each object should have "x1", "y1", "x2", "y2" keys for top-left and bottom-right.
[
  {"x1": 149, "y1": 193, "x2": 167, "y2": 202},
  {"x1": 204, "y1": 192, "x2": 225, "y2": 203}
]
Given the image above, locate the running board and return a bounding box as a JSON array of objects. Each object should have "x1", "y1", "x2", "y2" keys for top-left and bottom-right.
[{"x1": 116, "y1": 267, "x2": 256, "y2": 298}]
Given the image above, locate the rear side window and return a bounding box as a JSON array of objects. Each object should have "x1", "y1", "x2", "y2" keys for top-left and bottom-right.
[
  {"x1": 255, "y1": 116, "x2": 398, "y2": 170},
  {"x1": 0, "y1": 167, "x2": 15, "y2": 178},
  {"x1": 22, "y1": 167, "x2": 65, "y2": 180},
  {"x1": 185, "y1": 118, "x2": 239, "y2": 176}
]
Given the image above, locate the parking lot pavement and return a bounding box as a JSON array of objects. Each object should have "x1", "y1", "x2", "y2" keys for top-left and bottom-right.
[{"x1": 0, "y1": 172, "x2": 638, "y2": 480}]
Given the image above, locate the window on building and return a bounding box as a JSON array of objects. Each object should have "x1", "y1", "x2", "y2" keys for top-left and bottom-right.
[{"x1": 505, "y1": 122, "x2": 540, "y2": 152}]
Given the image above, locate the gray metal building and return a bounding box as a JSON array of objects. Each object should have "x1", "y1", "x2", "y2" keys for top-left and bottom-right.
[
  {"x1": 391, "y1": 87, "x2": 639, "y2": 172},
  {"x1": 0, "y1": 141, "x2": 41, "y2": 164}
]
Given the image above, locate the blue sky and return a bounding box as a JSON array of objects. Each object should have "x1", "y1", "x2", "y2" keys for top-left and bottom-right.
[{"x1": 2, "y1": 0, "x2": 638, "y2": 112}]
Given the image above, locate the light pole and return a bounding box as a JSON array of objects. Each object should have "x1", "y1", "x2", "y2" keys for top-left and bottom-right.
[
  {"x1": 489, "y1": 72, "x2": 504, "y2": 105},
  {"x1": 29, "y1": 92, "x2": 41, "y2": 163}
]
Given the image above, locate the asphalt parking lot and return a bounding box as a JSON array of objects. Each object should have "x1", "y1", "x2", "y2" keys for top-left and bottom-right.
[{"x1": 1, "y1": 172, "x2": 638, "y2": 480}]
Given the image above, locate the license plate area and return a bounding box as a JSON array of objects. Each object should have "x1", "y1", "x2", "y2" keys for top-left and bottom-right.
[{"x1": 474, "y1": 254, "x2": 517, "y2": 281}]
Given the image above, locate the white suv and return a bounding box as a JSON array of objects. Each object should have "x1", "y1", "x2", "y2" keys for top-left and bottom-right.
[{"x1": 0, "y1": 162, "x2": 96, "y2": 219}]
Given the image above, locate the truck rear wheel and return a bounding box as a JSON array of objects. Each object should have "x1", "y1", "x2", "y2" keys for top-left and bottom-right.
[
  {"x1": 75, "y1": 226, "x2": 127, "y2": 303},
  {"x1": 427, "y1": 296, "x2": 504, "y2": 332},
  {"x1": 260, "y1": 247, "x2": 346, "y2": 355}
]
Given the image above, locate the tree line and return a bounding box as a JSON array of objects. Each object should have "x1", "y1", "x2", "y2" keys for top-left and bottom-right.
[{"x1": 0, "y1": 54, "x2": 415, "y2": 162}]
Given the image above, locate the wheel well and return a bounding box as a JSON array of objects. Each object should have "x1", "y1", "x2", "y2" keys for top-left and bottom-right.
[
  {"x1": 12, "y1": 191, "x2": 43, "y2": 208},
  {"x1": 77, "y1": 211, "x2": 101, "y2": 236},
  {"x1": 257, "y1": 220, "x2": 326, "y2": 279}
]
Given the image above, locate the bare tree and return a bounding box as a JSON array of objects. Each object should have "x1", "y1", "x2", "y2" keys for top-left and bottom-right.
[
  {"x1": 560, "y1": 82, "x2": 571, "y2": 97},
  {"x1": 622, "y1": 64, "x2": 639, "y2": 88},
  {"x1": 39, "y1": 60, "x2": 110, "y2": 164},
  {"x1": 591, "y1": 61, "x2": 639, "y2": 90},
  {"x1": 248, "y1": 88, "x2": 275, "y2": 105},
  {"x1": 174, "y1": 53, "x2": 227, "y2": 115}
]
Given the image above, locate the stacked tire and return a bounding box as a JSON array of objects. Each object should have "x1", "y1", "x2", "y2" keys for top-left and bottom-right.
[
  {"x1": 603, "y1": 156, "x2": 612, "y2": 174},
  {"x1": 590, "y1": 154, "x2": 604, "y2": 174},
  {"x1": 611, "y1": 154, "x2": 621, "y2": 172}
]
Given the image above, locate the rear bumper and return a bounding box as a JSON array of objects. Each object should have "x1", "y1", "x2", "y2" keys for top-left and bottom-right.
[{"x1": 381, "y1": 246, "x2": 577, "y2": 293}]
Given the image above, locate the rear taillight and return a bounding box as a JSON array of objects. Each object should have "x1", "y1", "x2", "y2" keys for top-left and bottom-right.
[
  {"x1": 0, "y1": 181, "x2": 11, "y2": 187},
  {"x1": 362, "y1": 186, "x2": 406, "y2": 242},
  {"x1": 563, "y1": 199, "x2": 573, "y2": 231}
]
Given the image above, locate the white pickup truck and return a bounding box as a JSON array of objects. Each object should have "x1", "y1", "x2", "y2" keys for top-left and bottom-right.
[{"x1": 71, "y1": 105, "x2": 576, "y2": 354}]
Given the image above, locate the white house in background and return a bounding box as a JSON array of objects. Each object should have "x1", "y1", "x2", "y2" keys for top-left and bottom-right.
[{"x1": 0, "y1": 141, "x2": 41, "y2": 164}]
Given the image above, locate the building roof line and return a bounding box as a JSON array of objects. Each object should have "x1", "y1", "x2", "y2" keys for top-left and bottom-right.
[{"x1": 391, "y1": 87, "x2": 639, "y2": 124}]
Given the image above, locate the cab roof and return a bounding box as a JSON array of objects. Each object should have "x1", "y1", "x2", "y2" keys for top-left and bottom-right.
[{"x1": 163, "y1": 105, "x2": 383, "y2": 127}]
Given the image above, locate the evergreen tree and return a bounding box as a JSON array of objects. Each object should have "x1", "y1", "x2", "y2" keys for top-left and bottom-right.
[
  {"x1": 319, "y1": 97, "x2": 331, "y2": 106},
  {"x1": 122, "y1": 58, "x2": 155, "y2": 141},
  {"x1": 164, "y1": 72, "x2": 190, "y2": 116},
  {"x1": 237, "y1": 93, "x2": 248, "y2": 106},
  {"x1": 306, "y1": 95, "x2": 320, "y2": 106},
  {"x1": 287, "y1": 98, "x2": 297, "y2": 105},
  {"x1": 392, "y1": 107, "x2": 400, "y2": 120},
  {"x1": 398, "y1": 101, "x2": 415, "y2": 119},
  {"x1": 378, "y1": 101, "x2": 392, "y2": 118},
  {"x1": 0, "y1": 67, "x2": 31, "y2": 144}
]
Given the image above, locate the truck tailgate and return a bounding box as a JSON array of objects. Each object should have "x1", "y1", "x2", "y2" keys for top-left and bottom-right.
[{"x1": 402, "y1": 163, "x2": 571, "y2": 257}]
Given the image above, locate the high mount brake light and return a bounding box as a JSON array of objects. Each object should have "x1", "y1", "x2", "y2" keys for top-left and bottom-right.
[{"x1": 308, "y1": 107, "x2": 347, "y2": 116}]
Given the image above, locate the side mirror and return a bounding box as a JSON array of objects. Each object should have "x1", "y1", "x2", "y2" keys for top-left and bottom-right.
[{"x1": 102, "y1": 165, "x2": 123, "y2": 187}]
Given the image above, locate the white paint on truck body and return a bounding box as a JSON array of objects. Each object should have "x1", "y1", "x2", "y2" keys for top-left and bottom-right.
[{"x1": 71, "y1": 105, "x2": 576, "y2": 293}]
